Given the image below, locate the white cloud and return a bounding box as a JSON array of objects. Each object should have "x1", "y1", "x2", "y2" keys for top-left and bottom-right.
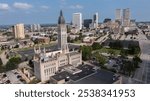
[
  {"x1": 13, "y1": 2, "x2": 32, "y2": 10},
  {"x1": 0, "y1": 3, "x2": 10, "y2": 11},
  {"x1": 41, "y1": 5, "x2": 49, "y2": 9},
  {"x1": 70, "y1": 4, "x2": 83, "y2": 9}
]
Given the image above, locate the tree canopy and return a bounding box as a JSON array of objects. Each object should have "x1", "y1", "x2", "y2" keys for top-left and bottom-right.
[
  {"x1": 92, "y1": 42, "x2": 102, "y2": 50},
  {"x1": 5, "y1": 56, "x2": 21, "y2": 71}
]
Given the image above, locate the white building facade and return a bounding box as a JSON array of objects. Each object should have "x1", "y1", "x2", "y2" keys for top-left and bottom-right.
[
  {"x1": 34, "y1": 11, "x2": 82, "y2": 82},
  {"x1": 72, "y1": 13, "x2": 82, "y2": 32},
  {"x1": 93, "y1": 12, "x2": 99, "y2": 29},
  {"x1": 13, "y1": 23, "x2": 25, "y2": 39},
  {"x1": 30, "y1": 24, "x2": 41, "y2": 32},
  {"x1": 123, "y1": 8, "x2": 130, "y2": 27}
]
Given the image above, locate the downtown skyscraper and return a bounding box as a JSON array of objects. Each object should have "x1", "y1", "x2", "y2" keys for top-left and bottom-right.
[
  {"x1": 93, "y1": 12, "x2": 99, "y2": 29},
  {"x1": 72, "y1": 13, "x2": 82, "y2": 31},
  {"x1": 13, "y1": 23, "x2": 25, "y2": 39},
  {"x1": 115, "y1": 9, "x2": 122, "y2": 22},
  {"x1": 123, "y1": 8, "x2": 130, "y2": 27},
  {"x1": 115, "y1": 8, "x2": 131, "y2": 27}
]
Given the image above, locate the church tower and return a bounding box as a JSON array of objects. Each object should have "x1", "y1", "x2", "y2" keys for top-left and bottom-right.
[{"x1": 58, "y1": 10, "x2": 68, "y2": 53}]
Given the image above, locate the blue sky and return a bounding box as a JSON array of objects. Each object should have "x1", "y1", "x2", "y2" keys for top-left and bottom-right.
[{"x1": 0, "y1": 0, "x2": 149, "y2": 25}]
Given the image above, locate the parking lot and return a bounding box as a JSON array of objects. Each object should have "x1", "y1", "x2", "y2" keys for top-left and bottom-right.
[{"x1": 0, "y1": 69, "x2": 25, "y2": 84}]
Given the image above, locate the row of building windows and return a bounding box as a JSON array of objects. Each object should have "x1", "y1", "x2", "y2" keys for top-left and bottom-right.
[
  {"x1": 44, "y1": 63, "x2": 56, "y2": 68},
  {"x1": 59, "y1": 59, "x2": 67, "y2": 62},
  {"x1": 72, "y1": 56, "x2": 80, "y2": 60},
  {"x1": 44, "y1": 67, "x2": 56, "y2": 76},
  {"x1": 59, "y1": 63, "x2": 66, "y2": 67}
]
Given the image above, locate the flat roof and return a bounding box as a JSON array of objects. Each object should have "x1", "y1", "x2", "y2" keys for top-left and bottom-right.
[
  {"x1": 51, "y1": 64, "x2": 119, "y2": 84},
  {"x1": 71, "y1": 70, "x2": 119, "y2": 84},
  {"x1": 69, "y1": 51, "x2": 80, "y2": 56},
  {"x1": 17, "y1": 44, "x2": 80, "y2": 58},
  {"x1": 51, "y1": 64, "x2": 120, "y2": 84},
  {"x1": 51, "y1": 71, "x2": 71, "y2": 81}
]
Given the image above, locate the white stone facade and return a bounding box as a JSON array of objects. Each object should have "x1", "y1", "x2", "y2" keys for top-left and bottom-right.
[{"x1": 34, "y1": 11, "x2": 82, "y2": 82}]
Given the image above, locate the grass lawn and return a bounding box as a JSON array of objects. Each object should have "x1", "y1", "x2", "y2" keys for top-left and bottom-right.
[
  {"x1": 15, "y1": 43, "x2": 56, "y2": 51},
  {"x1": 94, "y1": 47, "x2": 121, "y2": 55},
  {"x1": 0, "y1": 50, "x2": 3, "y2": 55},
  {"x1": 74, "y1": 40, "x2": 82, "y2": 44}
]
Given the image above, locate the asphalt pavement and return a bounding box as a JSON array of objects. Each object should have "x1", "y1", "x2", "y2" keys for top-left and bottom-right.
[{"x1": 133, "y1": 28, "x2": 150, "y2": 83}]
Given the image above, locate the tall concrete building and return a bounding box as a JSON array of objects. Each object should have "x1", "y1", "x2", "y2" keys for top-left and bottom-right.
[
  {"x1": 123, "y1": 8, "x2": 130, "y2": 27},
  {"x1": 84, "y1": 19, "x2": 92, "y2": 28},
  {"x1": 93, "y1": 12, "x2": 99, "y2": 29},
  {"x1": 30, "y1": 24, "x2": 41, "y2": 32},
  {"x1": 72, "y1": 13, "x2": 82, "y2": 31},
  {"x1": 115, "y1": 9, "x2": 122, "y2": 24},
  {"x1": 116, "y1": 9, "x2": 122, "y2": 20},
  {"x1": 34, "y1": 10, "x2": 82, "y2": 82},
  {"x1": 13, "y1": 23, "x2": 25, "y2": 39}
]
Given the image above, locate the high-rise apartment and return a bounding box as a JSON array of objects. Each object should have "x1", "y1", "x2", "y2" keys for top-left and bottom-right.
[
  {"x1": 116, "y1": 9, "x2": 122, "y2": 20},
  {"x1": 93, "y1": 12, "x2": 99, "y2": 28},
  {"x1": 123, "y1": 8, "x2": 130, "y2": 26},
  {"x1": 30, "y1": 24, "x2": 41, "y2": 32},
  {"x1": 84, "y1": 19, "x2": 92, "y2": 28},
  {"x1": 13, "y1": 23, "x2": 25, "y2": 39},
  {"x1": 72, "y1": 13, "x2": 82, "y2": 31}
]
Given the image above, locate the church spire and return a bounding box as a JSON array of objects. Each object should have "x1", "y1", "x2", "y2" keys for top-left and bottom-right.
[
  {"x1": 60, "y1": 10, "x2": 63, "y2": 16},
  {"x1": 58, "y1": 10, "x2": 65, "y2": 24}
]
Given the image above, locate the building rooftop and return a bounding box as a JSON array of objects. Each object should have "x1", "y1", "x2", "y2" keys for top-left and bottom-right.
[
  {"x1": 69, "y1": 51, "x2": 80, "y2": 56},
  {"x1": 51, "y1": 71, "x2": 70, "y2": 81},
  {"x1": 17, "y1": 44, "x2": 80, "y2": 60},
  {"x1": 72, "y1": 70, "x2": 120, "y2": 84},
  {"x1": 50, "y1": 64, "x2": 120, "y2": 84}
]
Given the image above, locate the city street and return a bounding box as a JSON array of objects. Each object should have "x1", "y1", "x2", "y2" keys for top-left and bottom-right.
[
  {"x1": 133, "y1": 29, "x2": 150, "y2": 83},
  {"x1": 95, "y1": 33, "x2": 109, "y2": 44}
]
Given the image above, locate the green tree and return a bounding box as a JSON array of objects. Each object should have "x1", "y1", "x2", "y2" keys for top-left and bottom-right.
[
  {"x1": 80, "y1": 46, "x2": 92, "y2": 60},
  {"x1": 108, "y1": 49, "x2": 115, "y2": 56},
  {"x1": 49, "y1": 35, "x2": 53, "y2": 42},
  {"x1": 92, "y1": 42, "x2": 102, "y2": 50},
  {"x1": 33, "y1": 39, "x2": 39, "y2": 44},
  {"x1": 23, "y1": 41, "x2": 27, "y2": 45},
  {"x1": 0, "y1": 58, "x2": 3, "y2": 66},
  {"x1": 93, "y1": 52, "x2": 106, "y2": 66},
  {"x1": 96, "y1": 54, "x2": 106, "y2": 66},
  {"x1": 123, "y1": 61, "x2": 135, "y2": 76},
  {"x1": 128, "y1": 45, "x2": 140, "y2": 55},
  {"x1": 120, "y1": 49, "x2": 128, "y2": 57},
  {"x1": 133, "y1": 56, "x2": 142, "y2": 63},
  {"x1": 133, "y1": 56, "x2": 142, "y2": 68},
  {"x1": 67, "y1": 36, "x2": 71, "y2": 43},
  {"x1": 14, "y1": 44, "x2": 19, "y2": 48},
  {"x1": 5, "y1": 56, "x2": 21, "y2": 71},
  {"x1": 79, "y1": 33, "x2": 82, "y2": 40}
]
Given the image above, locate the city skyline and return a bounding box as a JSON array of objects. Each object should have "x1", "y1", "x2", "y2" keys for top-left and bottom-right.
[{"x1": 0, "y1": 0, "x2": 150, "y2": 25}]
